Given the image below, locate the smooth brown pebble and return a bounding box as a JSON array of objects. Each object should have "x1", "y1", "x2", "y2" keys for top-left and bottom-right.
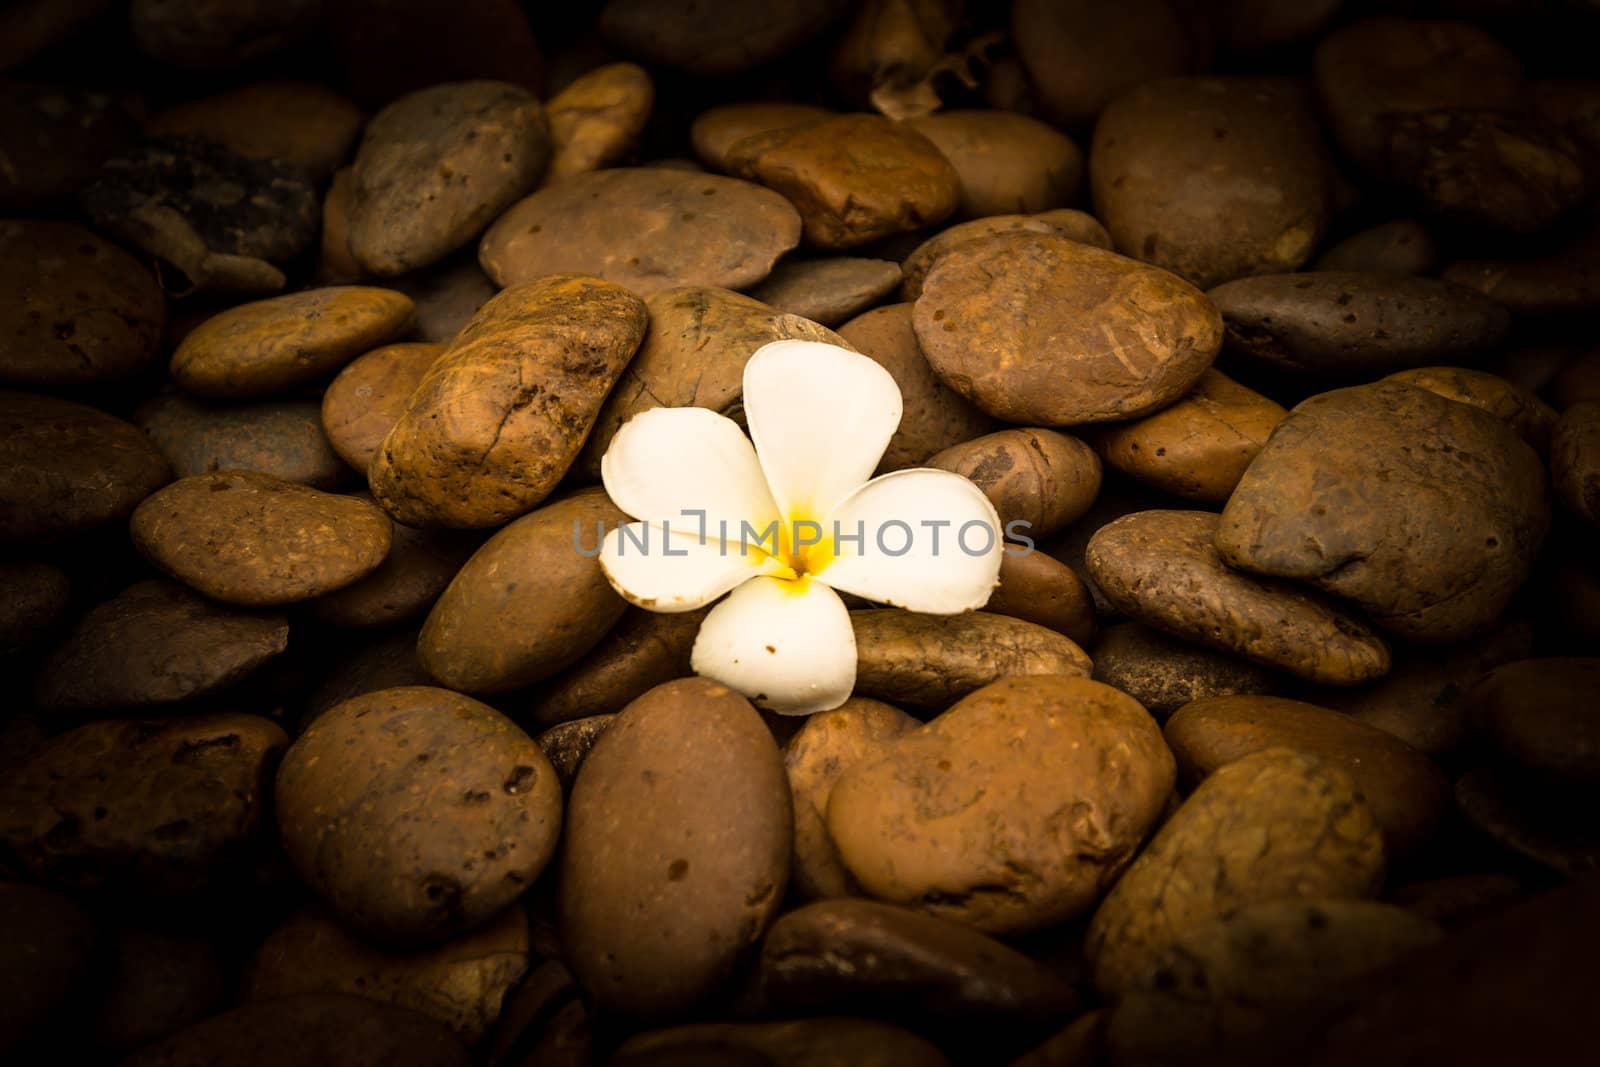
[
  {"x1": 137, "y1": 391, "x2": 346, "y2": 489},
  {"x1": 147, "y1": 80, "x2": 363, "y2": 179},
  {"x1": 1313, "y1": 219, "x2": 1439, "y2": 275},
  {"x1": 926, "y1": 428, "x2": 1102, "y2": 542},
  {"x1": 544, "y1": 62, "x2": 653, "y2": 180},
  {"x1": 321, "y1": 342, "x2": 447, "y2": 472},
  {"x1": 1386, "y1": 366, "x2": 1557, "y2": 452},
  {"x1": 523, "y1": 606, "x2": 705, "y2": 729},
  {"x1": 899, "y1": 211, "x2": 1112, "y2": 301},
  {"x1": 1466, "y1": 657, "x2": 1600, "y2": 784},
  {"x1": 748, "y1": 257, "x2": 903, "y2": 328},
  {"x1": 907, "y1": 110, "x2": 1082, "y2": 219}
]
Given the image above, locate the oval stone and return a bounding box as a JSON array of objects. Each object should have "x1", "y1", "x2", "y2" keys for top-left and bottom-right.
[
  {"x1": 1386, "y1": 366, "x2": 1557, "y2": 452},
  {"x1": 828, "y1": 676, "x2": 1174, "y2": 935},
  {"x1": 0, "y1": 220, "x2": 165, "y2": 387},
  {"x1": 350, "y1": 81, "x2": 551, "y2": 276},
  {"x1": 1086, "y1": 509, "x2": 1391, "y2": 685},
  {"x1": 0, "y1": 391, "x2": 170, "y2": 543},
  {"x1": 1313, "y1": 219, "x2": 1439, "y2": 275},
  {"x1": 1207, "y1": 272, "x2": 1510, "y2": 375},
  {"x1": 914, "y1": 233, "x2": 1222, "y2": 424},
  {"x1": 1091, "y1": 622, "x2": 1277, "y2": 719},
  {"x1": 308, "y1": 515, "x2": 478, "y2": 629},
  {"x1": 171, "y1": 287, "x2": 415, "y2": 399},
  {"x1": 146, "y1": 80, "x2": 363, "y2": 179},
  {"x1": 748, "y1": 257, "x2": 903, "y2": 328},
  {"x1": 906, "y1": 110, "x2": 1082, "y2": 219},
  {"x1": 985, "y1": 548, "x2": 1096, "y2": 648},
  {"x1": 479, "y1": 168, "x2": 801, "y2": 295},
  {"x1": 370, "y1": 275, "x2": 646, "y2": 528},
  {"x1": 559, "y1": 678, "x2": 790, "y2": 1019},
  {"x1": 524, "y1": 606, "x2": 705, "y2": 729},
  {"x1": 690, "y1": 101, "x2": 835, "y2": 172},
  {"x1": 544, "y1": 62, "x2": 654, "y2": 181},
  {"x1": 419, "y1": 488, "x2": 628, "y2": 694},
  {"x1": 131, "y1": 471, "x2": 392, "y2": 607},
  {"x1": 277, "y1": 686, "x2": 561, "y2": 945},
  {"x1": 899, "y1": 211, "x2": 1113, "y2": 301},
  {"x1": 320, "y1": 342, "x2": 447, "y2": 472},
  {"x1": 1553, "y1": 401, "x2": 1600, "y2": 526},
  {"x1": 1466, "y1": 657, "x2": 1600, "y2": 784},
  {"x1": 35, "y1": 580, "x2": 288, "y2": 713},
  {"x1": 925, "y1": 428, "x2": 1102, "y2": 541},
  {"x1": 136, "y1": 391, "x2": 345, "y2": 489}
]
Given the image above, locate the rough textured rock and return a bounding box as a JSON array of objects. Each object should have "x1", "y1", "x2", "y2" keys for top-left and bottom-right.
[
  {"x1": 370, "y1": 275, "x2": 646, "y2": 528},
  {"x1": 828, "y1": 676, "x2": 1174, "y2": 934},
  {"x1": 479, "y1": 168, "x2": 801, "y2": 295},
  {"x1": 132, "y1": 471, "x2": 392, "y2": 606},
  {"x1": 1386, "y1": 366, "x2": 1557, "y2": 452},
  {"x1": 914, "y1": 233, "x2": 1222, "y2": 424},
  {"x1": 1091, "y1": 622, "x2": 1277, "y2": 719},
  {"x1": 1216, "y1": 381, "x2": 1550, "y2": 643}
]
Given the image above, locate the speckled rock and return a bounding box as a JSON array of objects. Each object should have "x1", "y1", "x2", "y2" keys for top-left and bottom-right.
[
  {"x1": 1091, "y1": 621, "x2": 1277, "y2": 719},
  {"x1": 1216, "y1": 381, "x2": 1550, "y2": 643},
  {"x1": 0, "y1": 220, "x2": 165, "y2": 386},
  {"x1": 136, "y1": 391, "x2": 346, "y2": 489},
  {"x1": 914, "y1": 233, "x2": 1222, "y2": 424},
  {"x1": 276, "y1": 686, "x2": 561, "y2": 945},
  {"x1": 0, "y1": 391, "x2": 170, "y2": 543},
  {"x1": 0, "y1": 713, "x2": 288, "y2": 895},
  {"x1": 350, "y1": 81, "x2": 551, "y2": 276},
  {"x1": 131, "y1": 470, "x2": 392, "y2": 606},
  {"x1": 559, "y1": 678, "x2": 791, "y2": 1019},
  {"x1": 829, "y1": 676, "x2": 1174, "y2": 934},
  {"x1": 369, "y1": 276, "x2": 646, "y2": 528},
  {"x1": 320, "y1": 342, "x2": 447, "y2": 472},
  {"x1": 171, "y1": 286, "x2": 415, "y2": 399},
  {"x1": 480, "y1": 168, "x2": 801, "y2": 296},
  {"x1": 35, "y1": 579, "x2": 287, "y2": 712},
  {"x1": 1086, "y1": 509, "x2": 1391, "y2": 685}
]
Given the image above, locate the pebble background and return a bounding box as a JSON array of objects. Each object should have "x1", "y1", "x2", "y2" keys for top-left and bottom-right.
[{"x1": 1, "y1": 1, "x2": 1598, "y2": 1065}]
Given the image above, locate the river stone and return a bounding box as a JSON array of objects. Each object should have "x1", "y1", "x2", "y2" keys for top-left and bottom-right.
[
  {"x1": 146, "y1": 80, "x2": 364, "y2": 179},
  {"x1": 1086, "y1": 509, "x2": 1391, "y2": 685},
  {"x1": 1383, "y1": 108, "x2": 1587, "y2": 236},
  {"x1": 748, "y1": 257, "x2": 903, "y2": 327},
  {"x1": 129, "y1": 0, "x2": 320, "y2": 68},
  {"x1": 784, "y1": 697, "x2": 920, "y2": 900},
  {"x1": 914, "y1": 232, "x2": 1222, "y2": 424},
  {"x1": 0, "y1": 561, "x2": 70, "y2": 653},
  {"x1": 1166, "y1": 695, "x2": 1451, "y2": 857},
  {"x1": 1094, "y1": 369, "x2": 1286, "y2": 503},
  {"x1": 277, "y1": 686, "x2": 560, "y2": 944},
  {"x1": 544, "y1": 62, "x2": 653, "y2": 181},
  {"x1": 615, "y1": 1018, "x2": 947, "y2": 1067},
  {"x1": 559, "y1": 678, "x2": 791, "y2": 1019},
  {"x1": 535, "y1": 714, "x2": 615, "y2": 791},
  {"x1": 1443, "y1": 241, "x2": 1600, "y2": 318},
  {"x1": 384, "y1": 256, "x2": 497, "y2": 344},
  {"x1": 35, "y1": 579, "x2": 288, "y2": 712},
  {"x1": 575, "y1": 286, "x2": 848, "y2": 478},
  {"x1": 726, "y1": 113, "x2": 960, "y2": 250},
  {"x1": 479, "y1": 168, "x2": 801, "y2": 295},
  {"x1": 985, "y1": 548, "x2": 1096, "y2": 647},
  {"x1": 308, "y1": 512, "x2": 478, "y2": 629},
  {"x1": 131, "y1": 471, "x2": 392, "y2": 606},
  {"x1": 1553, "y1": 401, "x2": 1600, "y2": 525},
  {"x1": 1386, "y1": 366, "x2": 1557, "y2": 452},
  {"x1": 118, "y1": 993, "x2": 470, "y2": 1067},
  {"x1": 80, "y1": 135, "x2": 318, "y2": 294},
  {"x1": 852, "y1": 609, "x2": 1092, "y2": 711},
  {"x1": 301, "y1": 630, "x2": 433, "y2": 730},
  {"x1": 899, "y1": 211, "x2": 1113, "y2": 301},
  {"x1": 906, "y1": 110, "x2": 1082, "y2": 219},
  {"x1": 0, "y1": 391, "x2": 170, "y2": 543},
  {"x1": 419, "y1": 488, "x2": 628, "y2": 694},
  {"x1": 0, "y1": 712, "x2": 287, "y2": 896},
  {"x1": 1312, "y1": 16, "x2": 1523, "y2": 175},
  {"x1": 0, "y1": 220, "x2": 165, "y2": 387},
  {"x1": 1216, "y1": 381, "x2": 1550, "y2": 643},
  {"x1": 0, "y1": 883, "x2": 97, "y2": 1058},
  {"x1": 762, "y1": 898, "x2": 1077, "y2": 1024},
  {"x1": 370, "y1": 276, "x2": 646, "y2": 528},
  {"x1": 1466, "y1": 658, "x2": 1600, "y2": 784},
  {"x1": 1091, "y1": 77, "x2": 1333, "y2": 289},
  {"x1": 1105, "y1": 899, "x2": 1442, "y2": 1066},
  {"x1": 244, "y1": 906, "x2": 528, "y2": 1043},
  {"x1": 1091, "y1": 622, "x2": 1277, "y2": 719},
  {"x1": 1207, "y1": 272, "x2": 1510, "y2": 376},
  {"x1": 350, "y1": 81, "x2": 550, "y2": 276},
  {"x1": 835, "y1": 302, "x2": 995, "y2": 472},
  {"x1": 171, "y1": 286, "x2": 414, "y2": 399},
  {"x1": 1010, "y1": 0, "x2": 1207, "y2": 127},
  {"x1": 1313, "y1": 219, "x2": 1440, "y2": 275},
  {"x1": 691, "y1": 102, "x2": 836, "y2": 172},
  {"x1": 925, "y1": 428, "x2": 1102, "y2": 541},
  {"x1": 136, "y1": 391, "x2": 345, "y2": 489},
  {"x1": 524, "y1": 606, "x2": 705, "y2": 729},
  {"x1": 829, "y1": 676, "x2": 1174, "y2": 935},
  {"x1": 598, "y1": 0, "x2": 850, "y2": 77},
  {"x1": 1086, "y1": 748, "x2": 1386, "y2": 996},
  {"x1": 0, "y1": 81, "x2": 140, "y2": 212},
  {"x1": 321, "y1": 342, "x2": 447, "y2": 472}
]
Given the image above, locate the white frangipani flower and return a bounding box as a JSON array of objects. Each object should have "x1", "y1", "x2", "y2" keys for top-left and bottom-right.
[{"x1": 597, "y1": 339, "x2": 1004, "y2": 715}]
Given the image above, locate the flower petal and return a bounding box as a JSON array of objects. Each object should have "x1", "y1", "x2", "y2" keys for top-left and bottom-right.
[
  {"x1": 601, "y1": 406, "x2": 780, "y2": 539},
  {"x1": 743, "y1": 339, "x2": 903, "y2": 522},
  {"x1": 690, "y1": 575, "x2": 855, "y2": 715},
  {"x1": 815, "y1": 468, "x2": 1004, "y2": 614},
  {"x1": 599, "y1": 521, "x2": 781, "y2": 613}
]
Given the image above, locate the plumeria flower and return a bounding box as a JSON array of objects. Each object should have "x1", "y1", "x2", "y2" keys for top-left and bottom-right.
[{"x1": 597, "y1": 339, "x2": 1003, "y2": 715}]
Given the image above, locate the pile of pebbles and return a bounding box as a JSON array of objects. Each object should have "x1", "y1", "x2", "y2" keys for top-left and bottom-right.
[{"x1": 2, "y1": 1, "x2": 1599, "y2": 1064}]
